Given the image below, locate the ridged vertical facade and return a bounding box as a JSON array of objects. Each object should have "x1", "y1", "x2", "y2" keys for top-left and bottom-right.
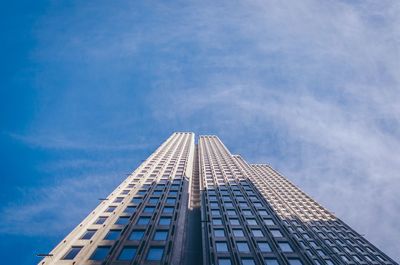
[
  {"x1": 38, "y1": 133, "x2": 398, "y2": 265},
  {"x1": 38, "y1": 132, "x2": 195, "y2": 265}
]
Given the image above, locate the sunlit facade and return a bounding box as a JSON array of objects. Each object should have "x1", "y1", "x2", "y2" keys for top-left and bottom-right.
[{"x1": 38, "y1": 133, "x2": 397, "y2": 265}]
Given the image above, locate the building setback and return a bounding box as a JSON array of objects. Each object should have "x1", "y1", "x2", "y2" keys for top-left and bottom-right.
[{"x1": 38, "y1": 133, "x2": 398, "y2": 265}]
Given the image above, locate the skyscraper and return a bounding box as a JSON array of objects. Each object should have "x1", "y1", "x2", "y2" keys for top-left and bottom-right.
[{"x1": 38, "y1": 133, "x2": 398, "y2": 265}]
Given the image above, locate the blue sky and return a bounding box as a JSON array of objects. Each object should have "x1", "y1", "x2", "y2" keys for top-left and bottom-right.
[{"x1": 1, "y1": 1, "x2": 400, "y2": 264}]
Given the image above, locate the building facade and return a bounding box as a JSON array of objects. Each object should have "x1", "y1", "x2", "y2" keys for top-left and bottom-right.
[{"x1": 38, "y1": 133, "x2": 398, "y2": 265}]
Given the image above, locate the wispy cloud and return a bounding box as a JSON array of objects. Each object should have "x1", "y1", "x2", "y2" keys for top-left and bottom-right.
[
  {"x1": 0, "y1": 172, "x2": 123, "y2": 235},
  {"x1": 9, "y1": 132, "x2": 150, "y2": 151}
]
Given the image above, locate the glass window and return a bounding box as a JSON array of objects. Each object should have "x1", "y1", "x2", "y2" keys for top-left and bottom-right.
[
  {"x1": 271, "y1": 229, "x2": 283, "y2": 237},
  {"x1": 166, "y1": 198, "x2": 176, "y2": 204},
  {"x1": 129, "y1": 230, "x2": 145, "y2": 240},
  {"x1": 144, "y1": 206, "x2": 155, "y2": 213},
  {"x1": 146, "y1": 247, "x2": 164, "y2": 261},
  {"x1": 243, "y1": 210, "x2": 252, "y2": 216},
  {"x1": 259, "y1": 210, "x2": 268, "y2": 215},
  {"x1": 213, "y1": 218, "x2": 223, "y2": 225},
  {"x1": 214, "y1": 229, "x2": 226, "y2": 237},
  {"x1": 227, "y1": 210, "x2": 236, "y2": 216},
  {"x1": 218, "y1": 258, "x2": 232, "y2": 265},
  {"x1": 252, "y1": 229, "x2": 264, "y2": 237},
  {"x1": 216, "y1": 242, "x2": 228, "y2": 252},
  {"x1": 138, "y1": 190, "x2": 147, "y2": 195},
  {"x1": 159, "y1": 217, "x2": 172, "y2": 225},
  {"x1": 116, "y1": 216, "x2": 130, "y2": 225},
  {"x1": 105, "y1": 206, "x2": 116, "y2": 212},
  {"x1": 247, "y1": 218, "x2": 257, "y2": 225},
  {"x1": 94, "y1": 216, "x2": 107, "y2": 224},
  {"x1": 233, "y1": 229, "x2": 244, "y2": 237},
  {"x1": 114, "y1": 197, "x2": 124, "y2": 203},
  {"x1": 118, "y1": 247, "x2": 137, "y2": 261},
  {"x1": 212, "y1": 210, "x2": 221, "y2": 216},
  {"x1": 278, "y1": 242, "x2": 293, "y2": 252},
  {"x1": 80, "y1": 230, "x2": 96, "y2": 240},
  {"x1": 104, "y1": 229, "x2": 121, "y2": 240},
  {"x1": 237, "y1": 242, "x2": 250, "y2": 252},
  {"x1": 153, "y1": 230, "x2": 168, "y2": 241},
  {"x1": 242, "y1": 258, "x2": 256, "y2": 265},
  {"x1": 264, "y1": 258, "x2": 280, "y2": 265},
  {"x1": 171, "y1": 184, "x2": 180, "y2": 190},
  {"x1": 225, "y1": 202, "x2": 234, "y2": 207},
  {"x1": 62, "y1": 246, "x2": 82, "y2": 260},
  {"x1": 132, "y1": 197, "x2": 142, "y2": 204},
  {"x1": 163, "y1": 206, "x2": 174, "y2": 213},
  {"x1": 230, "y1": 218, "x2": 240, "y2": 225},
  {"x1": 288, "y1": 259, "x2": 303, "y2": 265},
  {"x1": 149, "y1": 197, "x2": 159, "y2": 204},
  {"x1": 240, "y1": 202, "x2": 249, "y2": 207},
  {"x1": 137, "y1": 217, "x2": 150, "y2": 225},
  {"x1": 264, "y1": 219, "x2": 275, "y2": 225},
  {"x1": 124, "y1": 206, "x2": 136, "y2": 214},
  {"x1": 258, "y1": 242, "x2": 272, "y2": 252},
  {"x1": 90, "y1": 246, "x2": 111, "y2": 260}
]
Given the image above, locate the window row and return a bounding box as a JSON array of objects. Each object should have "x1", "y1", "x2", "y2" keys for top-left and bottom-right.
[
  {"x1": 94, "y1": 215, "x2": 172, "y2": 226},
  {"x1": 80, "y1": 228, "x2": 169, "y2": 241},
  {"x1": 63, "y1": 245, "x2": 165, "y2": 261}
]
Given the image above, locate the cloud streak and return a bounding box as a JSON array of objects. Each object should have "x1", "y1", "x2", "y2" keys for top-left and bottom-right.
[
  {"x1": 0, "y1": 172, "x2": 123, "y2": 235},
  {"x1": 9, "y1": 132, "x2": 150, "y2": 151}
]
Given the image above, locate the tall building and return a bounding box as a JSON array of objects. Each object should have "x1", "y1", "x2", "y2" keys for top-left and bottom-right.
[{"x1": 38, "y1": 133, "x2": 398, "y2": 265}]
